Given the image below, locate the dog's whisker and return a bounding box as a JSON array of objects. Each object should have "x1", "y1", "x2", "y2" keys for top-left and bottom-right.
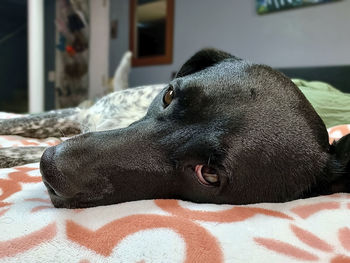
[
  {"x1": 207, "y1": 155, "x2": 211, "y2": 166},
  {"x1": 58, "y1": 128, "x2": 66, "y2": 137}
]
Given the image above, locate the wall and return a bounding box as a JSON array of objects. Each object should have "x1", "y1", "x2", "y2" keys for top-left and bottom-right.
[
  {"x1": 109, "y1": 0, "x2": 350, "y2": 87},
  {"x1": 109, "y1": 0, "x2": 130, "y2": 77},
  {"x1": 89, "y1": 0, "x2": 110, "y2": 99}
]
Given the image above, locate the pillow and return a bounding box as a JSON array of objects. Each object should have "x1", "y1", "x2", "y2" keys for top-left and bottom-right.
[{"x1": 293, "y1": 79, "x2": 350, "y2": 128}]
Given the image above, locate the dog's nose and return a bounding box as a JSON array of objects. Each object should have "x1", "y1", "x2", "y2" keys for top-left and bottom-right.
[
  {"x1": 40, "y1": 146, "x2": 58, "y2": 182},
  {"x1": 40, "y1": 146, "x2": 78, "y2": 198}
]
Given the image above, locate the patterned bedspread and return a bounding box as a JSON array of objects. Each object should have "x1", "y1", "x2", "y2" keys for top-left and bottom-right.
[{"x1": 0, "y1": 112, "x2": 349, "y2": 262}]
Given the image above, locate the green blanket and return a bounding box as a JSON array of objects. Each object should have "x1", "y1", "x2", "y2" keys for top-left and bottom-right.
[{"x1": 292, "y1": 79, "x2": 350, "y2": 128}]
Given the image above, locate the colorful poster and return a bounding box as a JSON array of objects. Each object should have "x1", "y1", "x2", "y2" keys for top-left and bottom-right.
[{"x1": 256, "y1": 0, "x2": 339, "y2": 14}]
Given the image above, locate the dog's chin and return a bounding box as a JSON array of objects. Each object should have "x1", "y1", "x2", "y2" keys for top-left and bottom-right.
[{"x1": 48, "y1": 195, "x2": 107, "y2": 209}]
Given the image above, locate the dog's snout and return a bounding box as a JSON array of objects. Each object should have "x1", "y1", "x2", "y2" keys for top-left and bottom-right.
[{"x1": 40, "y1": 146, "x2": 78, "y2": 199}]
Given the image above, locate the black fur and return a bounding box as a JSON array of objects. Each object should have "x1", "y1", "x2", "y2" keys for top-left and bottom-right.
[{"x1": 40, "y1": 48, "x2": 350, "y2": 208}]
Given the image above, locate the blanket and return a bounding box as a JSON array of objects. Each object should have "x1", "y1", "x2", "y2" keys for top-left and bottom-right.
[{"x1": 0, "y1": 113, "x2": 350, "y2": 262}]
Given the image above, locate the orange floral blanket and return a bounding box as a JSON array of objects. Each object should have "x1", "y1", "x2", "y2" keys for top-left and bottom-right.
[{"x1": 0, "y1": 114, "x2": 349, "y2": 262}]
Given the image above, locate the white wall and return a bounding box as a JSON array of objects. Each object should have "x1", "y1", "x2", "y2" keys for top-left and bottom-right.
[
  {"x1": 89, "y1": 0, "x2": 110, "y2": 99},
  {"x1": 109, "y1": 0, "x2": 350, "y2": 87}
]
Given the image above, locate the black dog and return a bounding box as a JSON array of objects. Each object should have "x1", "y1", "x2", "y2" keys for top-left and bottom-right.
[{"x1": 40, "y1": 49, "x2": 350, "y2": 208}]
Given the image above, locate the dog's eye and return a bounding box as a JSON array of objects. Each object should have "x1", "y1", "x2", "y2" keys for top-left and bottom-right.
[
  {"x1": 203, "y1": 172, "x2": 219, "y2": 184},
  {"x1": 163, "y1": 86, "x2": 174, "y2": 107},
  {"x1": 195, "y1": 165, "x2": 220, "y2": 186}
]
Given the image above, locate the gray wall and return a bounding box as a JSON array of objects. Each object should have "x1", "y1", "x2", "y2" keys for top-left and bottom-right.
[
  {"x1": 109, "y1": 0, "x2": 130, "y2": 77},
  {"x1": 44, "y1": 0, "x2": 56, "y2": 110},
  {"x1": 109, "y1": 0, "x2": 350, "y2": 87}
]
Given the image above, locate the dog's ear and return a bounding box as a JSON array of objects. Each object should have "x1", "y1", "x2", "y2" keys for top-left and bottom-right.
[
  {"x1": 328, "y1": 134, "x2": 350, "y2": 192},
  {"x1": 332, "y1": 134, "x2": 350, "y2": 171},
  {"x1": 309, "y1": 134, "x2": 350, "y2": 196},
  {"x1": 176, "y1": 48, "x2": 239, "y2": 78}
]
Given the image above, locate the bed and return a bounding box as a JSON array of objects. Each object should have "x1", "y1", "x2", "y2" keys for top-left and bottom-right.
[{"x1": 0, "y1": 66, "x2": 350, "y2": 263}]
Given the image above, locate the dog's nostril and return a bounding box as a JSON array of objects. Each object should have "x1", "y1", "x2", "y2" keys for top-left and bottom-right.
[
  {"x1": 40, "y1": 146, "x2": 61, "y2": 177},
  {"x1": 43, "y1": 181, "x2": 60, "y2": 197},
  {"x1": 40, "y1": 147, "x2": 56, "y2": 177},
  {"x1": 40, "y1": 146, "x2": 61, "y2": 189}
]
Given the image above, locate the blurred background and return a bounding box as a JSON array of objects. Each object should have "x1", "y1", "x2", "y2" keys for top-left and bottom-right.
[{"x1": 0, "y1": 0, "x2": 349, "y2": 113}]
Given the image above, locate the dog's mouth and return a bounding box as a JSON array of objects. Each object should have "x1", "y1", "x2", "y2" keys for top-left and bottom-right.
[
  {"x1": 44, "y1": 181, "x2": 102, "y2": 208},
  {"x1": 194, "y1": 165, "x2": 220, "y2": 187}
]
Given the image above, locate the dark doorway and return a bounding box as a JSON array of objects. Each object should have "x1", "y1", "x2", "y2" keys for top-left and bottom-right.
[{"x1": 0, "y1": 0, "x2": 28, "y2": 113}]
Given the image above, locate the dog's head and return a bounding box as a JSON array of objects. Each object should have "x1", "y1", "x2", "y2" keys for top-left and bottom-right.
[{"x1": 40, "y1": 49, "x2": 350, "y2": 208}]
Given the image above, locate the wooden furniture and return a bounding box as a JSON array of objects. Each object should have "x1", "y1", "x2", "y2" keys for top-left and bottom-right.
[{"x1": 129, "y1": 0, "x2": 174, "y2": 67}]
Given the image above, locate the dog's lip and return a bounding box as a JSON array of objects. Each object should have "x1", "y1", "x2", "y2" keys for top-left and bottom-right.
[{"x1": 44, "y1": 181, "x2": 81, "y2": 208}]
